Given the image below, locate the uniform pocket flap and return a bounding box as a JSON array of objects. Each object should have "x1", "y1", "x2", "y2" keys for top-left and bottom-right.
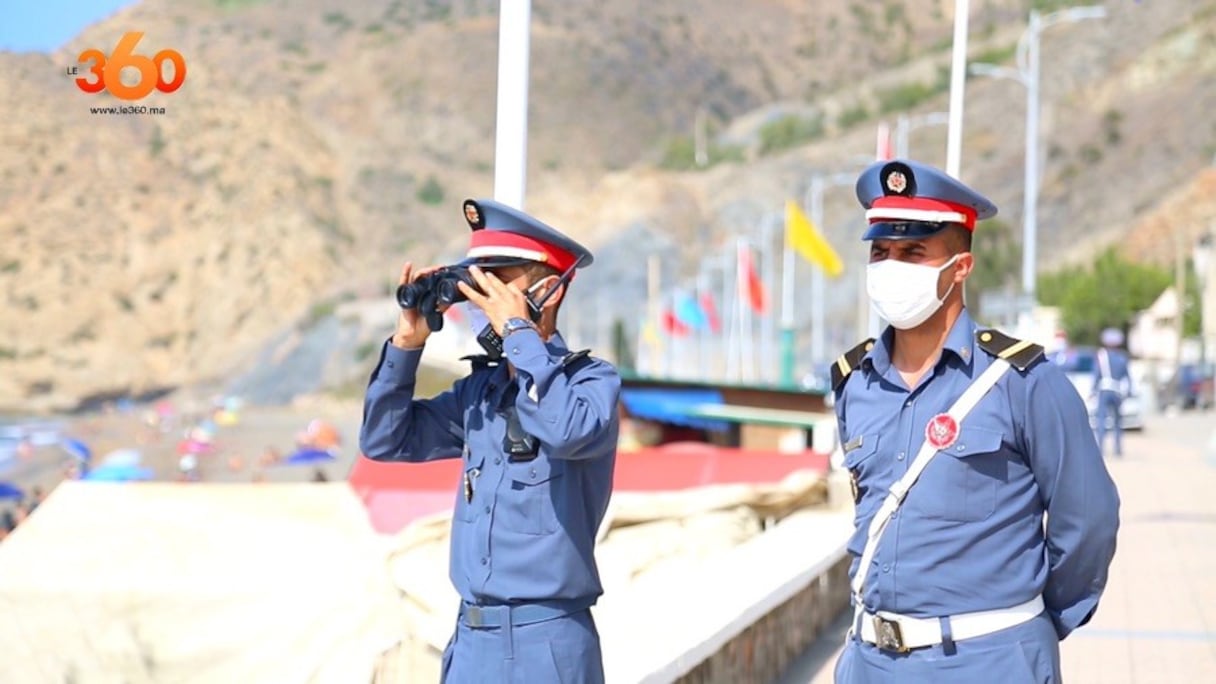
[
  {"x1": 508, "y1": 456, "x2": 566, "y2": 485},
  {"x1": 944, "y1": 425, "x2": 1004, "y2": 458},
  {"x1": 844, "y1": 434, "x2": 880, "y2": 468}
]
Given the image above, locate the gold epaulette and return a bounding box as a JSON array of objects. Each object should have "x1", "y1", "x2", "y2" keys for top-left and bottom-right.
[
  {"x1": 831, "y1": 338, "x2": 875, "y2": 392},
  {"x1": 975, "y1": 329, "x2": 1045, "y2": 371}
]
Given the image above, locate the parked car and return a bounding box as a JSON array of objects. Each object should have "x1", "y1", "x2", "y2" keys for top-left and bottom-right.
[
  {"x1": 1049, "y1": 346, "x2": 1144, "y2": 431},
  {"x1": 1175, "y1": 362, "x2": 1215, "y2": 410}
]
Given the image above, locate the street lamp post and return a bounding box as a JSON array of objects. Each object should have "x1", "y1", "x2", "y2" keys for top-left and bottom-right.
[
  {"x1": 969, "y1": 5, "x2": 1106, "y2": 313},
  {"x1": 895, "y1": 111, "x2": 950, "y2": 160}
]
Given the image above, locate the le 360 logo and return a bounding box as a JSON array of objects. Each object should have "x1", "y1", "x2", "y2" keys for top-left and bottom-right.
[{"x1": 71, "y1": 32, "x2": 186, "y2": 100}]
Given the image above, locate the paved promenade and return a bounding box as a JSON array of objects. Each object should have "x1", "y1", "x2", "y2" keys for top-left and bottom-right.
[{"x1": 779, "y1": 410, "x2": 1216, "y2": 684}]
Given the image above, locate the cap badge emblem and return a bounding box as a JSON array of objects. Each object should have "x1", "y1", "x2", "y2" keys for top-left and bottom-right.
[{"x1": 886, "y1": 171, "x2": 908, "y2": 194}]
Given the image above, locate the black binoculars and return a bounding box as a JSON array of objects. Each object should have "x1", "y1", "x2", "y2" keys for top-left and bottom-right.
[{"x1": 396, "y1": 266, "x2": 481, "y2": 332}]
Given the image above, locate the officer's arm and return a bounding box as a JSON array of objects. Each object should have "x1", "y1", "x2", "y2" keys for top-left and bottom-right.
[
  {"x1": 1021, "y1": 365, "x2": 1121, "y2": 639},
  {"x1": 505, "y1": 329, "x2": 621, "y2": 458},
  {"x1": 358, "y1": 340, "x2": 466, "y2": 462}
]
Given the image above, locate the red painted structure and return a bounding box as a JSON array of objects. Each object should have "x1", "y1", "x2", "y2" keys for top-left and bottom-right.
[{"x1": 347, "y1": 443, "x2": 829, "y2": 535}]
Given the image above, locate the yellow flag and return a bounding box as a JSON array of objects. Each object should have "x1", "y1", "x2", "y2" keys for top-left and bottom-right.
[
  {"x1": 642, "y1": 321, "x2": 662, "y2": 348},
  {"x1": 785, "y1": 199, "x2": 844, "y2": 277}
]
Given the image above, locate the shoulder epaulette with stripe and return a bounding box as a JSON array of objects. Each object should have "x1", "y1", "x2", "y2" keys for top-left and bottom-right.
[
  {"x1": 831, "y1": 338, "x2": 875, "y2": 392},
  {"x1": 974, "y1": 329, "x2": 1044, "y2": 371}
]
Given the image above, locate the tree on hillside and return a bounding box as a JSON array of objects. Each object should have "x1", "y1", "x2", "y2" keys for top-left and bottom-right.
[{"x1": 1037, "y1": 248, "x2": 1173, "y2": 345}]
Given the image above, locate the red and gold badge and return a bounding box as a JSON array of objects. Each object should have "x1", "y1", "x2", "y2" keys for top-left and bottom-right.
[{"x1": 924, "y1": 413, "x2": 959, "y2": 450}]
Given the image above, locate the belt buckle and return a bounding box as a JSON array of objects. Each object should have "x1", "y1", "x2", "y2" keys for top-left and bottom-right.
[
  {"x1": 464, "y1": 605, "x2": 484, "y2": 628},
  {"x1": 872, "y1": 615, "x2": 909, "y2": 654}
]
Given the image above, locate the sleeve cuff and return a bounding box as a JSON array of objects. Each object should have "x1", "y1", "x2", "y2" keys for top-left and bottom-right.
[
  {"x1": 1051, "y1": 595, "x2": 1100, "y2": 640},
  {"x1": 371, "y1": 338, "x2": 424, "y2": 386},
  {"x1": 501, "y1": 328, "x2": 555, "y2": 374}
]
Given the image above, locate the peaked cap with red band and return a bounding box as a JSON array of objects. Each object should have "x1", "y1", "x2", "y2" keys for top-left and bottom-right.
[
  {"x1": 855, "y1": 159, "x2": 997, "y2": 241},
  {"x1": 458, "y1": 198, "x2": 593, "y2": 274}
]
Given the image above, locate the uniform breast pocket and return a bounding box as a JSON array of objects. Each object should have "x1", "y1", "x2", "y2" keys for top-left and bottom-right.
[
  {"x1": 910, "y1": 425, "x2": 1006, "y2": 523},
  {"x1": 499, "y1": 457, "x2": 566, "y2": 535},
  {"x1": 843, "y1": 435, "x2": 882, "y2": 537}
]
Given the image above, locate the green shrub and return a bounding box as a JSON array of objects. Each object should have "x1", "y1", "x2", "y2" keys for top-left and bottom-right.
[
  {"x1": 837, "y1": 104, "x2": 870, "y2": 129},
  {"x1": 759, "y1": 114, "x2": 825, "y2": 155},
  {"x1": 417, "y1": 175, "x2": 445, "y2": 205}
]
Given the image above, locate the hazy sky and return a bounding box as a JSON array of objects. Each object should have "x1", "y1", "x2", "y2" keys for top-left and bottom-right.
[{"x1": 0, "y1": 0, "x2": 138, "y2": 52}]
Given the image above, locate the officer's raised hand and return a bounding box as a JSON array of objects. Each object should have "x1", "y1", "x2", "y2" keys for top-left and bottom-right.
[
  {"x1": 458, "y1": 265, "x2": 533, "y2": 336},
  {"x1": 392, "y1": 262, "x2": 445, "y2": 349}
]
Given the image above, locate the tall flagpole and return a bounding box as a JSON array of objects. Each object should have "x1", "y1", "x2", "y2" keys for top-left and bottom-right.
[
  {"x1": 945, "y1": 0, "x2": 971, "y2": 179},
  {"x1": 697, "y1": 267, "x2": 710, "y2": 380},
  {"x1": 724, "y1": 246, "x2": 739, "y2": 383},
  {"x1": 739, "y1": 238, "x2": 756, "y2": 383},
  {"x1": 647, "y1": 253, "x2": 661, "y2": 377},
  {"x1": 780, "y1": 208, "x2": 797, "y2": 388},
  {"x1": 809, "y1": 175, "x2": 827, "y2": 367},
  {"x1": 760, "y1": 214, "x2": 777, "y2": 386},
  {"x1": 494, "y1": 0, "x2": 532, "y2": 208}
]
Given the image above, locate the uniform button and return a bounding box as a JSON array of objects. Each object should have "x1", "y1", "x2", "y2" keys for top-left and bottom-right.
[
  {"x1": 529, "y1": 468, "x2": 537, "y2": 479},
  {"x1": 484, "y1": 506, "x2": 491, "y2": 514},
  {"x1": 882, "y1": 563, "x2": 890, "y2": 573},
  {"x1": 905, "y1": 400, "x2": 913, "y2": 408},
  {"x1": 481, "y1": 557, "x2": 488, "y2": 566},
  {"x1": 896, "y1": 451, "x2": 905, "y2": 461},
  {"x1": 495, "y1": 457, "x2": 502, "y2": 465},
  {"x1": 386, "y1": 361, "x2": 395, "y2": 369},
  {"x1": 512, "y1": 348, "x2": 520, "y2": 355}
]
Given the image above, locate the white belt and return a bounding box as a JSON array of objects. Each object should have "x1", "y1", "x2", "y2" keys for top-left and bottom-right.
[{"x1": 858, "y1": 595, "x2": 1044, "y2": 653}]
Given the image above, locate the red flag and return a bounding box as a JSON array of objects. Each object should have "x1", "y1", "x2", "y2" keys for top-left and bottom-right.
[
  {"x1": 738, "y1": 244, "x2": 768, "y2": 314},
  {"x1": 700, "y1": 291, "x2": 721, "y2": 333},
  {"x1": 661, "y1": 308, "x2": 690, "y2": 337}
]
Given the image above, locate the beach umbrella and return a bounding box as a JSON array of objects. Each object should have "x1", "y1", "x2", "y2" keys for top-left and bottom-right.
[
  {"x1": 101, "y1": 448, "x2": 142, "y2": 468},
  {"x1": 299, "y1": 419, "x2": 341, "y2": 449},
  {"x1": 176, "y1": 439, "x2": 214, "y2": 455},
  {"x1": 279, "y1": 448, "x2": 336, "y2": 467},
  {"x1": 83, "y1": 464, "x2": 155, "y2": 482},
  {"x1": 0, "y1": 482, "x2": 24, "y2": 500},
  {"x1": 59, "y1": 437, "x2": 92, "y2": 463}
]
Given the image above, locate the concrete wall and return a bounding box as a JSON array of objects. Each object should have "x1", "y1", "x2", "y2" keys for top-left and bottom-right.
[{"x1": 674, "y1": 554, "x2": 851, "y2": 684}]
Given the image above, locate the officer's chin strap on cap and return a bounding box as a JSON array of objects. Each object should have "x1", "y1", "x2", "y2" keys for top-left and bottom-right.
[
  {"x1": 473, "y1": 254, "x2": 586, "y2": 358},
  {"x1": 524, "y1": 254, "x2": 587, "y2": 324}
]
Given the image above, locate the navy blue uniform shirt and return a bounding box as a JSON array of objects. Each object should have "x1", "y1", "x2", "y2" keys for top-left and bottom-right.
[
  {"x1": 834, "y1": 310, "x2": 1120, "y2": 639},
  {"x1": 359, "y1": 329, "x2": 620, "y2": 605}
]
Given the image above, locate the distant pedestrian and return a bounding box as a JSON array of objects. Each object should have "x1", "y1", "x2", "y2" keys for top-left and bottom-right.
[{"x1": 1094, "y1": 327, "x2": 1132, "y2": 458}]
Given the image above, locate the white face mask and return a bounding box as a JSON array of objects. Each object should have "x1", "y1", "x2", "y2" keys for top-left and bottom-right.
[{"x1": 866, "y1": 255, "x2": 960, "y2": 330}]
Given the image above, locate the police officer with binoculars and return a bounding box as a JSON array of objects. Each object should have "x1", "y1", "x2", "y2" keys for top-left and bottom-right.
[{"x1": 360, "y1": 198, "x2": 621, "y2": 684}]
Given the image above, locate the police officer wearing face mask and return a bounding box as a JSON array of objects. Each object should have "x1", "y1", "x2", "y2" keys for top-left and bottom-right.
[
  {"x1": 830, "y1": 160, "x2": 1120, "y2": 683},
  {"x1": 360, "y1": 199, "x2": 621, "y2": 684}
]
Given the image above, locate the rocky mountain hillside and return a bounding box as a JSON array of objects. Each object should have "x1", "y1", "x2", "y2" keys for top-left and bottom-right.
[{"x1": 2, "y1": 0, "x2": 1214, "y2": 411}]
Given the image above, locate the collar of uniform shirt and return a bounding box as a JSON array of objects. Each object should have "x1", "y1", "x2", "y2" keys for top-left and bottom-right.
[{"x1": 863, "y1": 309, "x2": 979, "y2": 381}]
